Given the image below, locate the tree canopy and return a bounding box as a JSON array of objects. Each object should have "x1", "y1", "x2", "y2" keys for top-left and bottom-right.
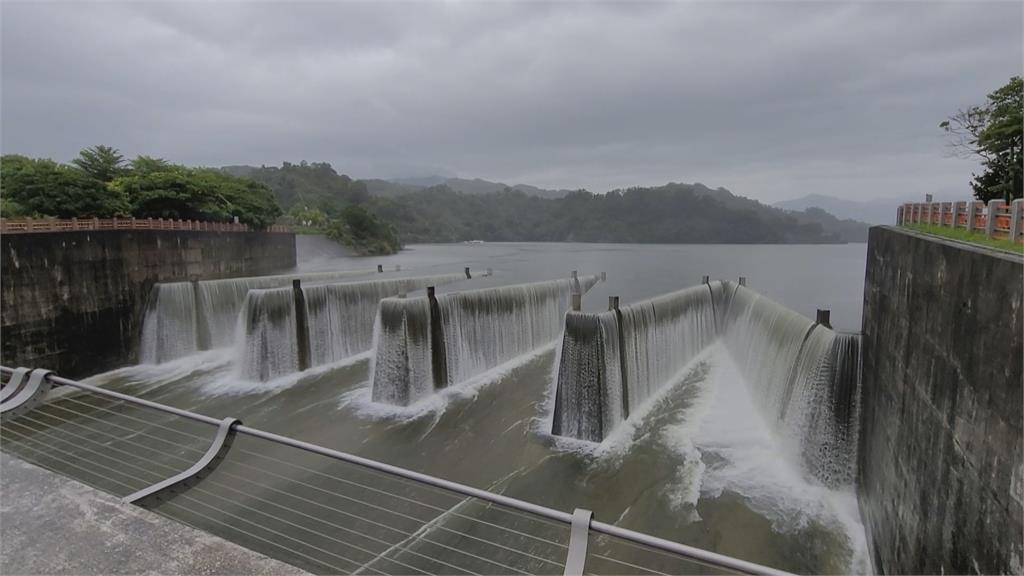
[
  {"x1": 71, "y1": 145, "x2": 127, "y2": 183},
  {"x1": 941, "y1": 76, "x2": 1022, "y2": 202},
  {"x1": 1, "y1": 147, "x2": 282, "y2": 227}
]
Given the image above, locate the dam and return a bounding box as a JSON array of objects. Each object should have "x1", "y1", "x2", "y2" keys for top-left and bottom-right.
[
  {"x1": 0, "y1": 235, "x2": 1019, "y2": 575},
  {"x1": 552, "y1": 281, "x2": 860, "y2": 488}
]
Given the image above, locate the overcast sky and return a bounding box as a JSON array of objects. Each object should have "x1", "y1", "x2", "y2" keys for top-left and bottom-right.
[{"x1": 2, "y1": 1, "x2": 1021, "y2": 203}]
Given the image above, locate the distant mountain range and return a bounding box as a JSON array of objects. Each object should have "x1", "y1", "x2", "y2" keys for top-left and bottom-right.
[
  {"x1": 773, "y1": 193, "x2": 961, "y2": 225},
  {"x1": 221, "y1": 163, "x2": 871, "y2": 243},
  {"x1": 364, "y1": 176, "x2": 572, "y2": 199}
]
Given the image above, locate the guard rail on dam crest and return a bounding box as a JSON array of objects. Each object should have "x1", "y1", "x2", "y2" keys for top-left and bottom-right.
[
  {"x1": 897, "y1": 197, "x2": 1024, "y2": 243},
  {"x1": 0, "y1": 216, "x2": 291, "y2": 233},
  {"x1": 0, "y1": 366, "x2": 792, "y2": 576}
]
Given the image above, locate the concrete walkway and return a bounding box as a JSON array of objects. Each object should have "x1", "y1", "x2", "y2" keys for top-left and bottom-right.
[{"x1": 1, "y1": 453, "x2": 306, "y2": 575}]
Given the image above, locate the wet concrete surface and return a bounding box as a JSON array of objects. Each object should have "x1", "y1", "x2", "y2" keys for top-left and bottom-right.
[{"x1": 0, "y1": 452, "x2": 306, "y2": 575}]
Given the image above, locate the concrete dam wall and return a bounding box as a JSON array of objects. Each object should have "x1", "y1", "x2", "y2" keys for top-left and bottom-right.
[
  {"x1": 1, "y1": 230, "x2": 296, "y2": 377},
  {"x1": 859, "y1": 226, "x2": 1023, "y2": 574}
]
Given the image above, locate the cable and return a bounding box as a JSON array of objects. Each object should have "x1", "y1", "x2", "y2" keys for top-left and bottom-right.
[
  {"x1": 589, "y1": 553, "x2": 671, "y2": 575},
  {"x1": 57, "y1": 395, "x2": 209, "y2": 443},
  {"x1": 159, "y1": 500, "x2": 349, "y2": 575},
  {"x1": 201, "y1": 475, "x2": 559, "y2": 572},
  {"x1": 175, "y1": 492, "x2": 385, "y2": 575},
  {"x1": 2, "y1": 425, "x2": 154, "y2": 493},
  {"x1": 185, "y1": 485, "x2": 431, "y2": 576},
  {"x1": 236, "y1": 448, "x2": 569, "y2": 553}
]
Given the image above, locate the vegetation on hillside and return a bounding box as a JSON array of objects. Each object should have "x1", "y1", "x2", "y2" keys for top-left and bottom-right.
[
  {"x1": 1, "y1": 146, "x2": 281, "y2": 227},
  {"x1": 232, "y1": 162, "x2": 400, "y2": 255},
  {"x1": 366, "y1": 183, "x2": 866, "y2": 244},
  {"x1": 226, "y1": 163, "x2": 867, "y2": 245},
  {"x1": 941, "y1": 76, "x2": 1022, "y2": 202}
]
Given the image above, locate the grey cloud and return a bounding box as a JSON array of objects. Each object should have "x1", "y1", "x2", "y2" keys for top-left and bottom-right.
[{"x1": 2, "y1": 1, "x2": 1020, "y2": 202}]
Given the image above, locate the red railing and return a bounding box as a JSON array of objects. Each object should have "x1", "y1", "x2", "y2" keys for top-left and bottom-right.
[
  {"x1": 0, "y1": 217, "x2": 290, "y2": 234},
  {"x1": 897, "y1": 198, "x2": 1023, "y2": 244}
]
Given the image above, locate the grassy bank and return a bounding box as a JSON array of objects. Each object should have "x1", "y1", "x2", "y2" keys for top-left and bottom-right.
[{"x1": 903, "y1": 223, "x2": 1024, "y2": 255}]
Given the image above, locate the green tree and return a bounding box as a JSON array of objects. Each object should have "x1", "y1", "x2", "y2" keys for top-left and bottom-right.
[
  {"x1": 71, "y1": 145, "x2": 127, "y2": 183},
  {"x1": 326, "y1": 204, "x2": 401, "y2": 255},
  {"x1": 130, "y1": 155, "x2": 171, "y2": 175},
  {"x1": 941, "y1": 76, "x2": 1023, "y2": 201},
  {"x1": 0, "y1": 155, "x2": 129, "y2": 217}
]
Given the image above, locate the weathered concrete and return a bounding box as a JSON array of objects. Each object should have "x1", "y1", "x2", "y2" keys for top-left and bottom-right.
[
  {"x1": 0, "y1": 452, "x2": 306, "y2": 575},
  {"x1": 1, "y1": 230, "x2": 296, "y2": 377},
  {"x1": 859, "y1": 226, "x2": 1023, "y2": 574}
]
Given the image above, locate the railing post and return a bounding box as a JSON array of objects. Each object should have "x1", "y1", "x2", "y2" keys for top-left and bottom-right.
[
  {"x1": 563, "y1": 508, "x2": 593, "y2": 576},
  {"x1": 1010, "y1": 198, "x2": 1024, "y2": 243},
  {"x1": 966, "y1": 202, "x2": 977, "y2": 232},
  {"x1": 465, "y1": 267, "x2": 472, "y2": 279},
  {"x1": 938, "y1": 202, "x2": 947, "y2": 227},
  {"x1": 738, "y1": 276, "x2": 746, "y2": 287},
  {"x1": 986, "y1": 199, "x2": 1003, "y2": 238},
  {"x1": 600, "y1": 271, "x2": 606, "y2": 282},
  {"x1": 124, "y1": 417, "x2": 241, "y2": 507},
  {"x1": 0, "y1": 369, "x2": 53, "y2": 422}
]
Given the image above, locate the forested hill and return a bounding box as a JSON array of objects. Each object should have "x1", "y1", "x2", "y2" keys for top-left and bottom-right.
[
  {"x1": 364, "y1": 176, "x2": 571, "y2": 199},
  {"x1": 222, "y1": 162, "x2": 867, "y2": 244},
  {"x1": 367, "y1": 183, "x2": 868, "y2": 244}
]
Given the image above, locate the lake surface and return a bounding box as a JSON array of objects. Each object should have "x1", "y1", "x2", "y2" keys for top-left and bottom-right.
[{"x1": 9, "y1": 241, "x2": 871, "y2": 574}]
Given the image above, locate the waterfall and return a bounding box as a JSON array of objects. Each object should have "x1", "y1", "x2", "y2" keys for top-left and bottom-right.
[
  {"x1": 552, "y1": 282, "x2": 720, "y2": 442},
  {"x1": 138, "y1": 283, "x2": 198, "y2": 364},
  {"x1": 139, "y1": 267, "x2": 385, "y2": 363},
  {"x1": 551, "y1": 281, "x2": 862, "y2": 487},
  {"x1": 371, "y1": 275, "x2": 601, "y2": 407},
  {"x1": 719, "y1": 285, "x2": 861, "y2": 487},
  {"x1": 238, "y1": 288, "x2": 300, "y2": 382},
  {"x1": 371, "y1": 298, "x2": 434, "y2": 406},
  {"x1": 237, "y1": 274, "x2": 467, "y2": 381}
]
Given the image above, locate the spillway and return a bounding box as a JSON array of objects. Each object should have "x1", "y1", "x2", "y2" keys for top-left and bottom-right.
[
  {"x1": 371, "y1": 275, "x2": 601, "y2": 406},
  {"x1": 552, "y1": 280, "x2": 861, "y2": 487},
  {"x1": 237, "y1": 274, "x2": 468, "y2": 381},
  {"x1": 139, "y1": 267, "x2": 390, "y2": 364}
]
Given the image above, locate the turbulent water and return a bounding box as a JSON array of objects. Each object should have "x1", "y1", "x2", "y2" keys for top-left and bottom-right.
[
  {"x1": 237, "y1": 274, "x2": 467, "y2": 381},
  {"x1": 371, "y1": 275, "x2": 600, "y2": 406},
  {"x1": 553, "y1": 280, "x2": 861, "y2": 487},
  {"x1": 36, "y1": 243, "x2": 873, "y2": 574},
  {"x1": 139, "y1": 268, "x2": 391, "y2": 364}
]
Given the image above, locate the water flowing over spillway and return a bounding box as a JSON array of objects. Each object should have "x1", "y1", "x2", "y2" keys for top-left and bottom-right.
[
  {"x1": 552, "y1": 280, "x2": 861, "y2": 487},
  {"x1": 237, "y1": 274, "x2": 468, "y2": 381},
  {"x1": 552, "y1": 282, "x2": 723, "y2": 442},
  {"x1": 139, "y1": 267, "x2": 391, "y2": 363},
  {"x1": 371, "y1": 275, "x2": 600, "y2": 406}
]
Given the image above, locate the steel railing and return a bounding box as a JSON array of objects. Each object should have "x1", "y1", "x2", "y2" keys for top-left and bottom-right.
[
  {"x1": 0, "y1": 217, "x2": 291, "y2": 234},
  {"x1": 0, "y1": 365, "x2": 791, "y2": 576}
]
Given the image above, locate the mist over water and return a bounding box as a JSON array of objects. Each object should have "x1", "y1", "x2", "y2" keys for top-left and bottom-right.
[{"x1": 94, "y1": 241, "x2": 869, "y2": 574}]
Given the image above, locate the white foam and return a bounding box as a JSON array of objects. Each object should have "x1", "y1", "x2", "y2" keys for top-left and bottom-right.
[{"x1": 680, "y1": 346, "x2": 871, "y2": 573}]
